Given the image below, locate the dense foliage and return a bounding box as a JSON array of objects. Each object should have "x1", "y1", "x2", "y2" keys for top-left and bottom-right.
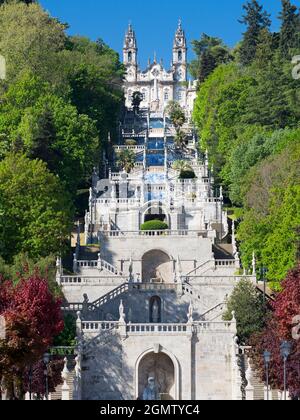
[
  {"x1": 249, "y1": 265, "x2": 300, "y2": 399},
  {"x1": 0, "y1": 270, "x2": 64, "y2": 399},
  {"x1": 193, "y1": 0, "x2": 300, "y2": 288},
  {"x1": 223, "y1": 279, "x2": 267, "y2": 344},
  {"x1": 141, "y1": 220, "x2": 169, "y2": 231},
  {"x1": 0, "y1": 154, "x2": 73, "y2": 262}
]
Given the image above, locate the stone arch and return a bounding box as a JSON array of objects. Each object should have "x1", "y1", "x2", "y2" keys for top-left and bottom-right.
[
  {"x1": 141, "y1": 201, "x2": 171, "y2": 227},
  {"x1": 135, "y1": 347, "x2": 180, "y2": 400},
  {"x1": 142, "y1": 250, "x2": 172, "y2": 283}
]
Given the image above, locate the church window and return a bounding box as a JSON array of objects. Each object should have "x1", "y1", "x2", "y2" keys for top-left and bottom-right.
[
  {"x1": 178, "y1": 50, "x2": 182, "y2": 62},
  {"x1": 164, "y1": 90, "x2": 169, "y2": 101},
  {"x1": 128, "y1": 51, "x2": 132, "y2": 62}
]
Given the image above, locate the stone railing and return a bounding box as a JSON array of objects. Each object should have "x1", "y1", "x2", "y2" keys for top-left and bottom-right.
[
  {"x1": 114, "y1": 145, "x2": 145, "y2": 152},
  {"x1": 80, "y1": 321, "x2": 235, "y2": 335},
  {"x1": 193, "y1": 321, "x2": 235, "y2": 332},
  {"x1": 100, "y1": 230, "x2": 207, "y2": 239},
  {"x1": 95, "y1": 198, "x2": 141, "y2": 206},
  {"x1": 126, "y1": 323, "x2": 189, "y2": 334},
  {"x1": 82, "y1": 321, "x2": 119, "y2": 332},
  {"x1": 60, "y1": 276, "x2": 127, "y2": 286},
  {"x1": 131, "y1": 283, "x2": 177, "y2": 292},
  {"x1": 76, "y1": 260, "x2": 98, "y2": 268},
  {"x1": 75, "y1": 258, "x2": 123, "y2": 276},
  {"x1": 92, "y1": 283, "x2": 129, "y2": 309},
  {"x1": 200, "y1": 302, "x2": 226, "y2": 321},
  {"x1": 215, "y1": 260, "x2": 236, "y2": 268}
]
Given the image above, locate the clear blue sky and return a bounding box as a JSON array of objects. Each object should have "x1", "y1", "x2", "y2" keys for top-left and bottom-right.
[{"x1": 40, "y1": 0, "x2": 299, "y2": 68}]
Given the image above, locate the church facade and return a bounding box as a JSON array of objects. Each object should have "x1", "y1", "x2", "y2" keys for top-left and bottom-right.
[
  {"x1": 55, "y1": 22, "x2": 257, "y2": 401},
  {"x1": 123, "y1": 22, "x2": 197, "y2": 117}
]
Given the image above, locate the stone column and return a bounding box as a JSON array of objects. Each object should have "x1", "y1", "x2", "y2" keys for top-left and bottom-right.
[
  {"x1": 73, "y1": 253, "x2": 78, "y2": 274},
  {"x1": 61, "y1": 358, "x2": 70, "y2": 401},
  {"x1": 245, "y1": 359, "x2": 254, "y2": 401},
  {"x1": 73, "y1": 350, "x2": 82, "y2": 401}
]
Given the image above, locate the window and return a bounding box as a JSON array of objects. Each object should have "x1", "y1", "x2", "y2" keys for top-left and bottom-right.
[
  {"x1": 142, "y1": 90, "x2": 147, "y2": 101},
  {"x1": 178, "y1": 50, "x2": 182, "y2": 62},
  {"x1": 178, "y1": 91, "x2": 183, "y2": 100},
  {"x1": 164, "y1": 90, "x2": 169, "y2": 101},
  {"x1": 128, "y1": 51, "x2": 132, "y2": 62}
]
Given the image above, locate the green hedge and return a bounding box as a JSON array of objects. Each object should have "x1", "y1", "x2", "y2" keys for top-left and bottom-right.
[
  {"x1": 180, "y1": 170, "x2": 196, "y2": 179},
  {"x1": 140, "y1": 220, "x2": 169, "y2": 231}
]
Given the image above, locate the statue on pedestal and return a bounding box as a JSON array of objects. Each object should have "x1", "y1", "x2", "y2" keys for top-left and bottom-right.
[{"x1": 142, "y1": 377, "x2": 160, "y2": 401}]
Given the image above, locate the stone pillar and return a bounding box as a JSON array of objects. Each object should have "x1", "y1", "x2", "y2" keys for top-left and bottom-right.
[
  {"x1": 264, "y1": 386, "x2": 273, "y2": 401},
  {"x1": 245, "y1": 359, "x2": 254, "y2": 401},
  {"x1": 231, "y1": 327, "x2": 243, "y2": 401},
  {"x1": 73, "y1": 350, "x2": 82, "y2": 401},
  {"x1": 76, "y1": 311, "x2": 82, "y2": 337},
  {"x1": 73, "y1": 254, "x2": 78, "y2": 274},
  {"x1": 56, "y1": 257, "x2": 62, "y2": 285},
  {"x1": 61, "y1": 358, "x2": 70, "y2": 401}
]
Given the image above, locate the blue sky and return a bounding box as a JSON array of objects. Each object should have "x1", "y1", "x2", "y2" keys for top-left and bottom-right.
[{"x1": 40, "y1": 0, "x2": 299, "y2": 68}]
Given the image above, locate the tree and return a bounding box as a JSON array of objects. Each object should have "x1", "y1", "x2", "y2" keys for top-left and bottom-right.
[
  {"x1": 249, "y1": 265, "x2": 300, "y2": 399},
  {"x1": 239, "y1": 0, "x2": 271, "y2": 65},
  {"x1": 279, "y1": 0, "x2": 300, "y2": 58},
  {"x1": 0, "y1": 272, "x2": 64, "y2": 399},
  {"x1": 131, "y1": 91, "x2": 143, "y2": 114},
  {"x1": 172, "y1": 160, "x2": 192, "y2": 172},
  {"x1": 0, "y1": 154, "x2": 73, "y2": 262},
  {"x1": 190, "y1": 33, "x2": 233, "y2": 82},
  {"x1": 22, "y1": 358, "x2": 64, "y2": 399},
  {"x1": 62, "y1": 36, "x2": 124, "y2": 142},
  {"x1": 223, "y1": 279, "x2": 267, "y2": 344},
  {"x1": 0, "y1": 72, "x2": 100, "y2": 194},
  {"x1": 117, "y1": 149, "x2": 136, "y2": 174},
  {"x1": 0, "y1": 2, "x2": 67, "y2": 84}
]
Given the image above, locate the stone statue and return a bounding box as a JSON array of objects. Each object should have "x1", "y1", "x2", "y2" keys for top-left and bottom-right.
[
  {"x1": 152, "y1": 300, "x2": 160, "y2": 323},
  {"x1": 119, "y1": 300, "x2": 125, "y2": 323},
  {"x1": 142, "y1": 377, "x2": 160, "y2": 401},
  {"x1": 82, "y1": 294, "x2": 89, "y2": 315}
]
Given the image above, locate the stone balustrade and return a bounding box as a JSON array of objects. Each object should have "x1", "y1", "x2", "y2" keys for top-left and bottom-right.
[
  {"x1": 126, "y1": 323, "x2": 189, "y2": 334},
  {"x1": 100, "y1": 230, "x2": 207, "y2": 238},
  {"x1": 60, "y1": 276, "x2": 127, "y2": 285},
  {"x1": 82, "y1": 321, "x2": 119, "y2": 332},
  {"x1": 80, "y1": 320, "x2": 235, "y2": 335}
]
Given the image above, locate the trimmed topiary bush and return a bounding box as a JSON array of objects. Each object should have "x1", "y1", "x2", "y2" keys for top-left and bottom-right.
[
  {"x1": 140, "y1": 220, "x2": 169, "y2": 231},
  {"x1": 180, "y1": 170, "x2": 196, "y2": 179},
  {"x1": 125, "y1": 139, "x2": 137, "y2": 146}
]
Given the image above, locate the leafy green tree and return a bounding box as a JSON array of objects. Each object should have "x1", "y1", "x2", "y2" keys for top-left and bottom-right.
[
  {"x1": 131, "y1": 91, "x2": 143, "y2": 114},
  {"x1": 117, "y1": 149, "x2": 136, "y2": 173},
  {"x1": 223, "y1": 279, "x2": 267, "y2": 344},
  {"x1": 18, "y1": 93, "x2": 99, "y2": 193},
  {"x1": 61, "y1": 36, "x2": 124, "y2": 142},
  {"x1": 0, "y1": 73, "x2": 100, "y2": 194},
  {"x1": 0, "y1": 1, "x2": 67, "y2": 84},
  {"x1": 54, "y1": 314, "x2": 76, "y2": 347},
  {"x1": 279, "y1": 0, "x2": 300, "y2": 58},
  {"x1": 238, "y1": 142, "x2": 300, "y2": 288},
  {"x1": 0, "y1": 154, "x2": 73, "y2": 262},
  {"x1": 190, "y1": 33, "x2": 233, "y2": 82},
  {"x1": 239, "y1": 0, "x2": 271, "y2": 65}
]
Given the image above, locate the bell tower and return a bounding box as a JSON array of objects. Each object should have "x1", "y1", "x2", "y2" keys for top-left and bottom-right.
[
  {"x1": 173, "y1": 20, "x2": 187, "y2": 82},
  {"x1": 123, "y1": 23, "x2": 138, "y2": 80}
]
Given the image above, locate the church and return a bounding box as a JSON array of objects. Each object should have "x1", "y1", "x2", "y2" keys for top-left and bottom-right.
[
  {"x1": 123, "y1": 22, "x2": 197, "y2": 118},
  {"x1": 55, "y1": 22, "x2": 257, "y2": 401}
]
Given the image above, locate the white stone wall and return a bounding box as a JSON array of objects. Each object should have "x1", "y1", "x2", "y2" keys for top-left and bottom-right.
[{"x1": 80, "y1": 324, "x2": 237, "y2": 400}]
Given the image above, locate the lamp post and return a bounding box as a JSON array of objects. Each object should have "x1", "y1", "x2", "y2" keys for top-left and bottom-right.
[
  {"x1": 263, "y1": 351, "x2": 271, "y2": 400},
  {"x1": 29, "y1": 366, "x2": 33, "y2": 401},
  {"x1": 280, "y1": 341, "x2": 292, "y2": 401},
  {"x1": 43, "y1": 353, "x2": 50, "y2": 401}
]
